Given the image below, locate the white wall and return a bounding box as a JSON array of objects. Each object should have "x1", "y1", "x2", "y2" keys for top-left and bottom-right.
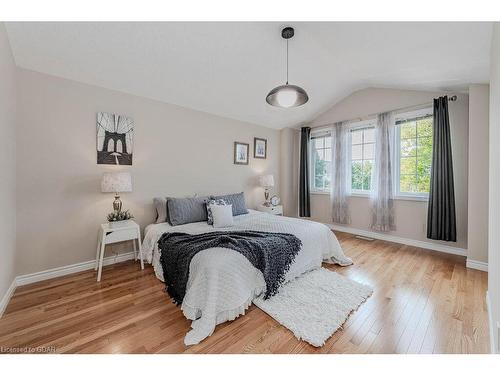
[
  {"x1": 279, "y1": 127, "x2": 299, "y2": 217},
  {"x1": 488, "y1": 23, "x2": 500, "y2": 354},
  {"x1": 467, "y1": 84, "x2": 489, "y2": 264},
  {"x1": 281, "y1": 87, "x2": 469, "y2": 251},
  {"x1": 15, "y1": 69, "x2": 280, "y2": 276},
  {"x1": 0, "y1": 24, "x2": 17, "y2": 308}
]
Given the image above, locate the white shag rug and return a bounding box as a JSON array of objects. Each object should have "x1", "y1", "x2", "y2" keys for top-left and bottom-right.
[{"x1": 253, "y1": 268, "x2": 373, "y2": 347}]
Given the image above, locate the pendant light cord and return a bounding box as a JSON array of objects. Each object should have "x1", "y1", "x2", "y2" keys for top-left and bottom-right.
[{"x1": 286, "y1": 39, "x2": 289, "y2": 85}]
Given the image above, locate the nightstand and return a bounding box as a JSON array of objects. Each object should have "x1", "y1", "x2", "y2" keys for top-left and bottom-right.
[
  {"x1": 95, "y1": 220, "x2": 144, "y2": 282},
  {"x1": 257, "y1": 204, "x2": 283, "y2": 216}
]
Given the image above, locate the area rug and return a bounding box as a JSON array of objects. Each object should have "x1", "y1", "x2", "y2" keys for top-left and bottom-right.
[{"x1": 253, "y1": 267, "x2": 373, "y2": 347}]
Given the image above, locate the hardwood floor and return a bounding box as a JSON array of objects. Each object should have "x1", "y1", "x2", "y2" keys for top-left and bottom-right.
[{"x1": 0, "y1": 232, "x2": 489, "y2": 354}]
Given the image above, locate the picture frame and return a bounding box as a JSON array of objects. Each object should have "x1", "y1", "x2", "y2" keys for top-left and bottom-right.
[
  {"x1": 96, "y1": 112, "x2": 134, "y2": 165},
  {"x1": 254, "y1": 137, "x2": 267, "y2": 159},
  {"x1": 234, "y1": 142, "x2": 249, "y2": 165}
]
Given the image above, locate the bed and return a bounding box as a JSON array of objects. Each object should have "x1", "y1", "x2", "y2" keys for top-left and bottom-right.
[{"x1": 142, "y1": 209, "x2": 352, "y2": 345}]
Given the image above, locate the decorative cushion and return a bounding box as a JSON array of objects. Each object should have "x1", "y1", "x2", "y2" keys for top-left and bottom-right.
[
  {"x1": 153, "y1": 197, "x2": 168, "y2": 224},
  {"x1": 211, "y1": 204, "x2": 234, "y2": 228},
  {"x1": 206, "y1": 198, "x2": 228, "y2": 225},
  {"x1": 211, "y1": 192, "x2": 248, "y2": 216},
  {"x1": 167, "y1": 196, "x2": 209, "y2": 226}
]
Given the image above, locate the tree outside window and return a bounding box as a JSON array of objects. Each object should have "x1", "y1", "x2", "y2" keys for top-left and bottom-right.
[
  {"x1": 311, "y1": 135, "x2": 331, "y2": 192},
  {"x1": 350, "y1": 127, "x2": 375, "y2": 193},
  {"x1": 397, "y1": 115, "x2": 433, "y2": 195}
]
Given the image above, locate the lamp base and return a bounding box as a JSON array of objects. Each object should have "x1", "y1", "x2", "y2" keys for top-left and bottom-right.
[
  {"x1": 263, "y1": 189, "x2": 271, "y2": 206},
  {"x1": 113, "y1": 194, "x2": 122, "y2": 213}
]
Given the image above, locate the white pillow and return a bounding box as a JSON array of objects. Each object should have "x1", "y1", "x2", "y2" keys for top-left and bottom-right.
[
  {"x1": 211, "y1": 204, "x2": 234, "y2": 228},
  {"x1": 206, "y1": 198, "x2": 227, "y2": 225}
]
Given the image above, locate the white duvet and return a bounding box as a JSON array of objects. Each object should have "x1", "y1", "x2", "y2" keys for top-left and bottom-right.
[{"x1": 142, "y1": 209, "x2": 352, "y2": 345}]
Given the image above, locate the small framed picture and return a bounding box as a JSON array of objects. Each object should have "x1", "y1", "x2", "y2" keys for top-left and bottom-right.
[
  {"x1": 254, "y1": 137, "x2": 267, "y2": 159},
  {"x1": 234, "y1": 142, "x2": 249, "y2": 165}
]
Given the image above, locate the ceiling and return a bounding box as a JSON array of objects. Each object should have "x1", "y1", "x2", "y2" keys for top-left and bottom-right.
[{"x1": 5, "y1": 22, "x2": 493, "y2": 129}]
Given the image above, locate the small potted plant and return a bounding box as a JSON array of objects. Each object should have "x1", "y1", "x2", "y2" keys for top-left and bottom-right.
[{"x1": 107, "y1": 210, "x2": 134, "y2": 228}]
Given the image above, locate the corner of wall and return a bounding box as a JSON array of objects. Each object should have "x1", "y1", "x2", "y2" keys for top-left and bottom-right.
[{"x1": 0, "y1": 22, "x2": 18, "y2": 314}]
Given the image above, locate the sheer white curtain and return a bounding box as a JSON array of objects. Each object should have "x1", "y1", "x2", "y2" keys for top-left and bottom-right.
[
  {"x1": 371, "y1": 112, "x2": 395, "y2": 231},
  {"x1": 331, "y1": 122, "x2": 350, "y2": 224}
]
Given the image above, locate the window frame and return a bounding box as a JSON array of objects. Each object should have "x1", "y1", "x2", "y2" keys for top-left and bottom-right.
[
  {"x1": 347, "y1": 119, "x2": 376, "y2": 197},
  {"x1": 309, "y1": 130, "x2": 332, "y2": 194},
  {"x1": 393, "y1": 107, "x2": 433, "y2": 201}
]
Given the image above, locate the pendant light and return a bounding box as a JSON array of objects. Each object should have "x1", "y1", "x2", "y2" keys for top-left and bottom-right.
[{"x1": 266, "y1": 27, "x2": 309, "y2": 108}]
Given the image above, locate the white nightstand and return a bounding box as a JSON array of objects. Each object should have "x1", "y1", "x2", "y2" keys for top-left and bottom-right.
[
  {"x1": 257, "y1": 204, "x2": 283, "y2": 216},
  {"x1": 95, "y1": 220, "x2": 144, "y2": 282}
]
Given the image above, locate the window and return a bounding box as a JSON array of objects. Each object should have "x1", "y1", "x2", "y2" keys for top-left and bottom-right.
[
  {"x1": 395, "y1": 109, "x2": 433, "y2": 198},
  {"x1": 349, "y1": 125, "x2": 375, "y2": 194},
  {"x1": 308, "y1": 110, "x2": 434, "y2": 200},
  {"x1": 310, "y1": 133, "x2": 332, "y2": 192}
]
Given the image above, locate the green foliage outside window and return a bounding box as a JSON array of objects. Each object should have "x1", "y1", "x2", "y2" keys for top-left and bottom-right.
[
  {"x1": 351, "y1": 160, "x2": 373, "y2": 191},
  {"x1": 351, "y1": 127, "x2": 374, "y2": 192},
  {"x1": 399, "y1": 117, "x2": 433, "y2": 194},
  {"x1": 314, "y1": 152, "x2": 330, "y2": 190},
  {"x1": 310, "y1": 115, "x2": 433, "y2": 196},
  {"x1": 312, "y1": 137, "x2": 331, "y2": 191}
]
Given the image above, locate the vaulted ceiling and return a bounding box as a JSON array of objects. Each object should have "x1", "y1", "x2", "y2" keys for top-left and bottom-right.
[{"x1": 5, "y1": 22, "x2": 493, "y2": 129}]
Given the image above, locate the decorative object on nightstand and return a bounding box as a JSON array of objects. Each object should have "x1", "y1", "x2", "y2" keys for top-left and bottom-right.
[
  {"x1": 257, "y1": 204, "x2": 283, "y2": 216},
  {"x1": 101, "y1": 172, "x2": 132, "y2": 213},
  {"x1": 270, "y1": 195, "x2": 280, "y2": 206},
  {"x1": 107, "y1": 210, "x2": 134, "y2": 226},
  {"x1": 95, "y1": 220, "x2": 143, "y2": 282},
  {"x1": 259, "y1": 174, "x2": 274, "y2": 206}
]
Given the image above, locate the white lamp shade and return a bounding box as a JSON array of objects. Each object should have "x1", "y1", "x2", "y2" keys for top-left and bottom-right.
[
  {"x1": 259, "y1": 174, "x2": 275, "y2": 188},
  {"x1": 101, "y1": 172, "x2": 132, "y2": 193}
]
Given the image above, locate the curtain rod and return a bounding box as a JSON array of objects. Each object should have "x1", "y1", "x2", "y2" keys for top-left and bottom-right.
[{"x1": 309, "y1": 95, "x2": 458, "y2": 132}]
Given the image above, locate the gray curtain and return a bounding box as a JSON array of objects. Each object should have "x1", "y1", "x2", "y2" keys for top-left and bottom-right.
[
  {"x1": 427, "y1": 96, "x2": 456, "y2": 241},
  {"x1": 371, "y1": 112, "x2": 395, "y2": 231},
  {"x1": 331, "y1": 122, "x2": 350, "y2": 224},
  {"x1": 299, "y1": 127, "x2": 311, "y2": 217}
]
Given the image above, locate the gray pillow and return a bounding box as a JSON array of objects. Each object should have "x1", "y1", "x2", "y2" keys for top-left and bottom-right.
[
  {"x1": 212, "y1": 192, "x2": 248, "y2": 216},
  {"x1": 153, "y1": 197, "x2": 168, "y2": 224},
  {"x1": 167, "y1": 196, "x2": 209, "y2": 226}
]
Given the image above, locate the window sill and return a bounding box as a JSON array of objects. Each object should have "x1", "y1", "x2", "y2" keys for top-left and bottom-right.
[
  {"x1": 350, "y1": 192, "x2": 371, "y2": 198},
  {"x1": 394, "y1": 195, "x2": 428, "y2": 202},
  {"x1": 311, "y1": 191, "x2": 330, "y2": 195},
  {"x1": 349, "y1": 193, "x2": 428, "y2": 202},
  {"x1": 311, "y1": 191, "x2": 428, "y2": 202}
]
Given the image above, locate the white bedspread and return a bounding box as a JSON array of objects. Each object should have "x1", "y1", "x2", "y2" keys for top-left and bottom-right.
[{"x1": 142, "y1": 210, "x2": 352, "y2": 345}]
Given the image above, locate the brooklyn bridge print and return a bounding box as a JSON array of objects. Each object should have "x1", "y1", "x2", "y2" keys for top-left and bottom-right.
[{"x1": 96, "y1": 112, "x2": 134, "y2": 165}]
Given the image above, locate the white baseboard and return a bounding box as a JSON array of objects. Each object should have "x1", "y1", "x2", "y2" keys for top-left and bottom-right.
[
  {"x1": 466, "y1": 259, "x2": 488, "y2": 272},
  {"x1": 329, "y1": 224, "x2": 467, "y2": 257},
  {"x1": 15, "y1": 251, "x2": 136, "y2": 287},
  {"x1": 0, "y1": 279, "x2": 17, "y2": 318},
  {"x1": 486, "y1": 291, "x2": 497, "y2": 354}
]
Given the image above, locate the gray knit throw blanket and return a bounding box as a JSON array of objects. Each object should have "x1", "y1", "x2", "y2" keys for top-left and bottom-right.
[{"x1": 158, "y1": 230, "x2": 302, "y2": 305}]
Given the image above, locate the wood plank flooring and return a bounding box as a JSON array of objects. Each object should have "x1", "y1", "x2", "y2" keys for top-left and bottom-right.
[{"x1": 0, "y1": 232, "x2": 489, "y2": 354}]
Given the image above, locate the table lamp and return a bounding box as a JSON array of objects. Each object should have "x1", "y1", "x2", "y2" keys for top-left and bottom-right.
[
  {"x1": 101, "y1": 172, "x2": 132, "y2": 213},
  {"x1": 259, "y1": 174, "x2": 274, "y2": 206}
]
